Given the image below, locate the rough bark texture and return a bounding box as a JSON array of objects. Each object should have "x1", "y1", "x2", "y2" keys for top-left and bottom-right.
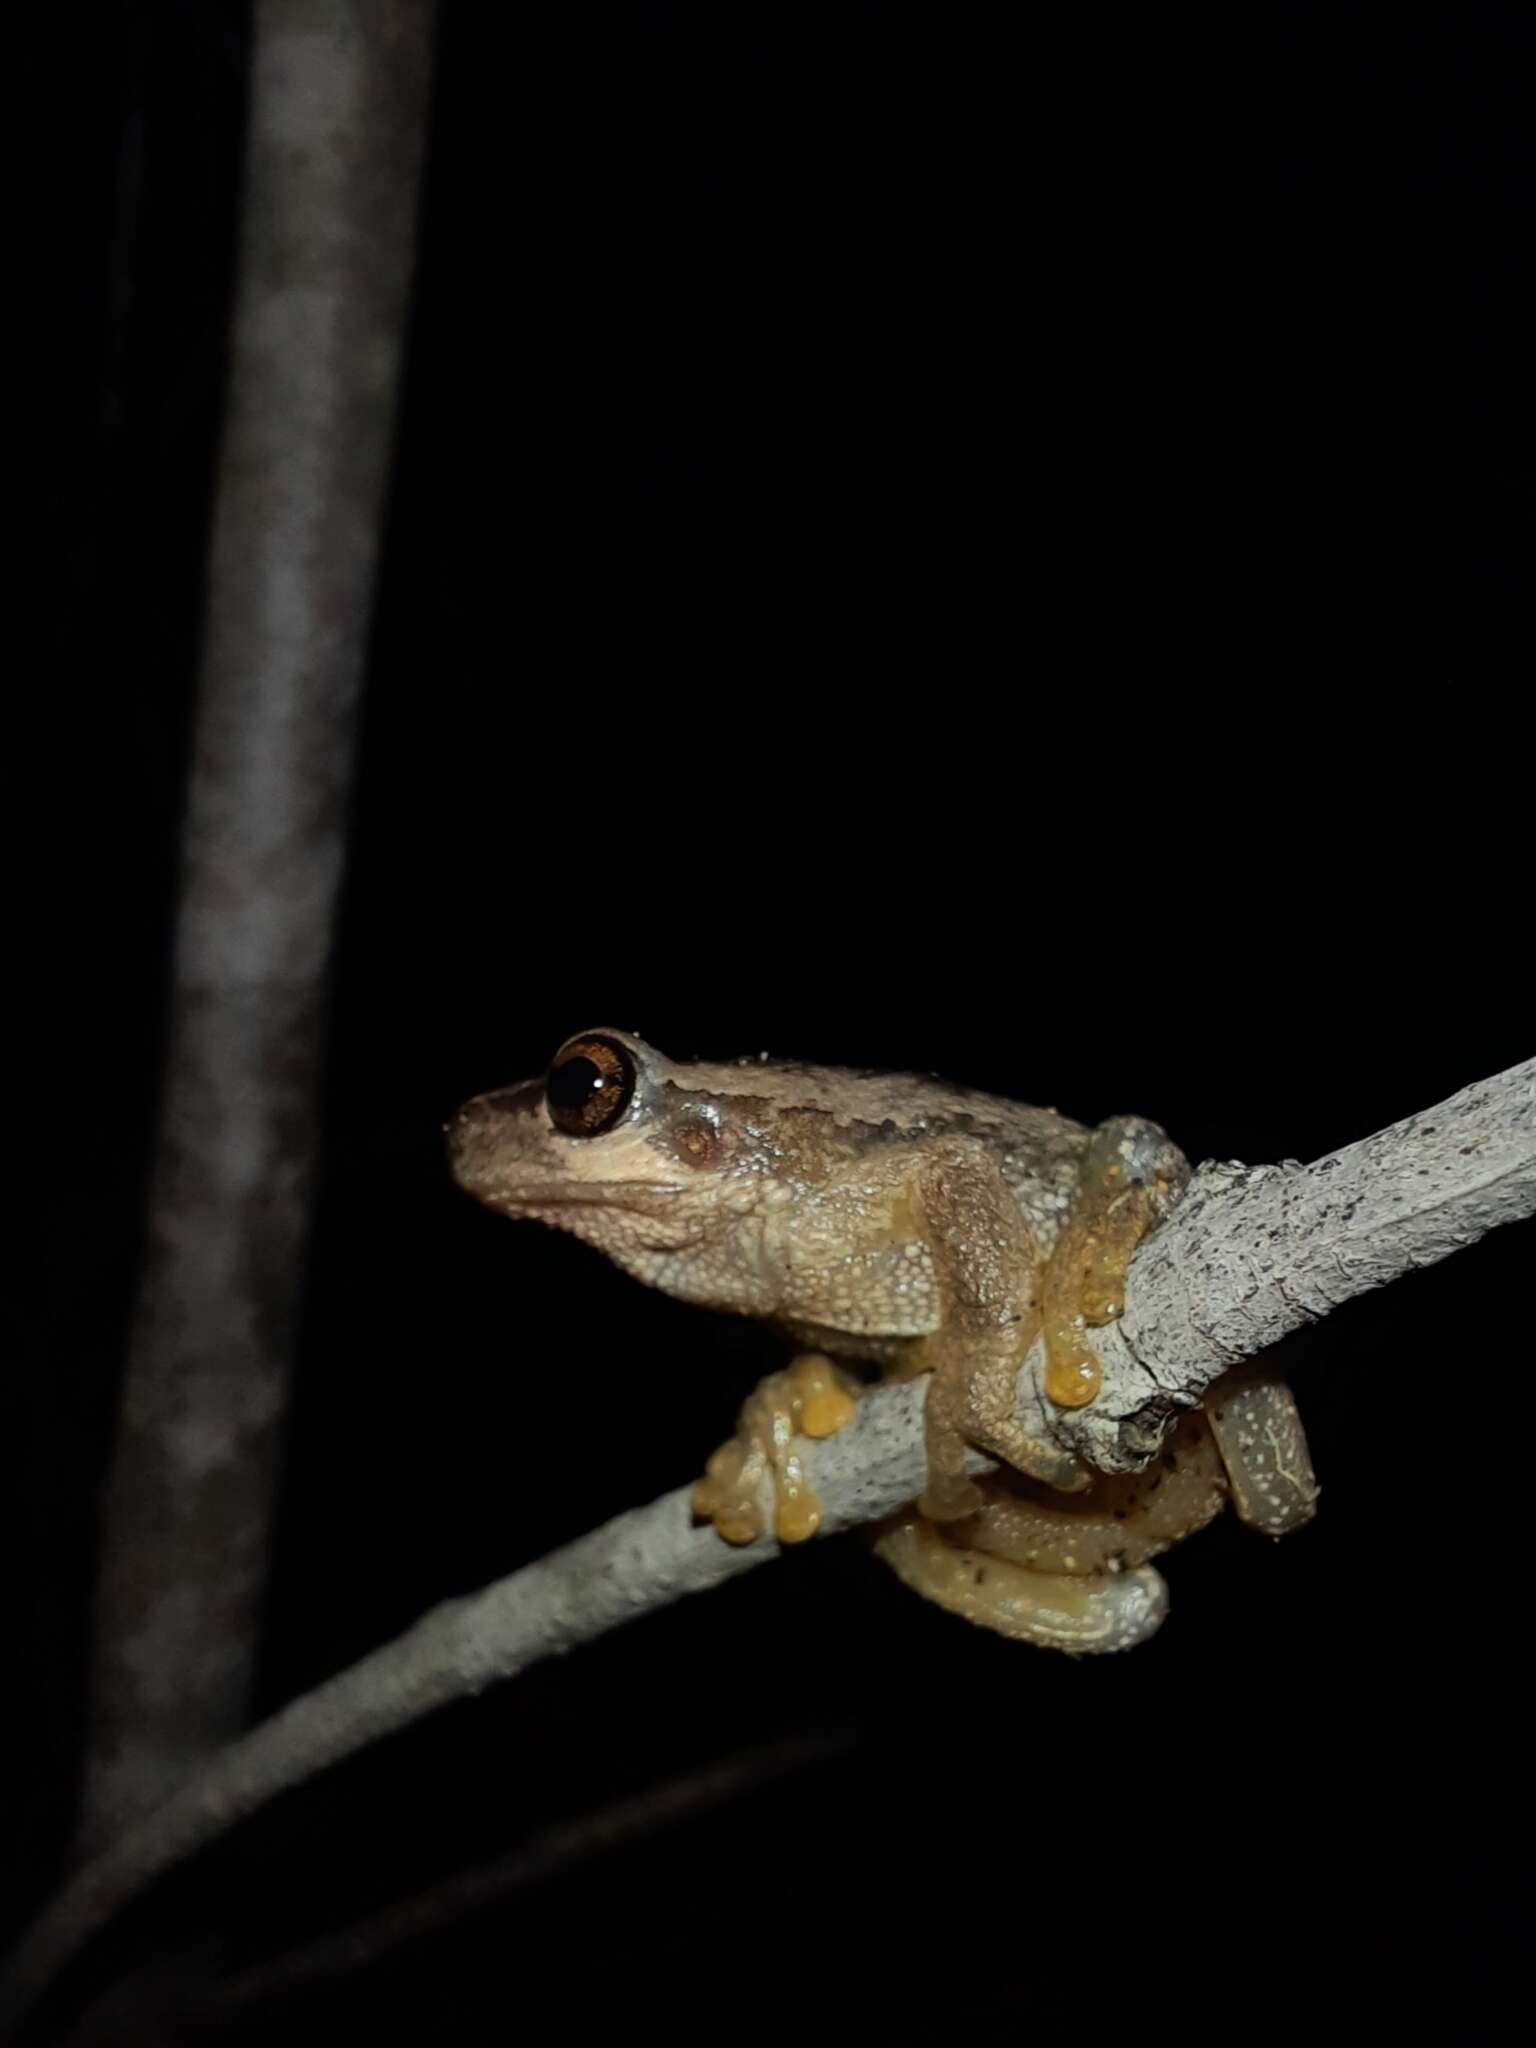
[
  {"x1": 10, "y1": 1056, "x2": 1532, "y2": 2033},
  {"x1": 83, "y1": 0, "x2": 436, "y2": 1848},
  {"x1": 1020, "y1": 1054, "x2": 1536, "y2": 1473}
]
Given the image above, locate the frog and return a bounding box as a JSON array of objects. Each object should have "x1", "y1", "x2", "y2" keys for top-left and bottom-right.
[{"x1": 448, "y1": 1029, "x2": 1317, "y2": 1653}]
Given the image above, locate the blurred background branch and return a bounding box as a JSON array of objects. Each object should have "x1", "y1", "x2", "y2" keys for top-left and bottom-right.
[{"x1": 83, "y1": 0, "x2": 436, "y2": 1848}]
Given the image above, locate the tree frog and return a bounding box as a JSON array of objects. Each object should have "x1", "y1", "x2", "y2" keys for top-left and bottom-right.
[{"x1": 449, "y1": 1030, "x2": 1317, "y2": 1653}]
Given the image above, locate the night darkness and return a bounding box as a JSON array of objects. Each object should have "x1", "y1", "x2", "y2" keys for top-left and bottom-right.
[{"x1": 18, "y1": 4, "x2": 1534, "y2": 2043}]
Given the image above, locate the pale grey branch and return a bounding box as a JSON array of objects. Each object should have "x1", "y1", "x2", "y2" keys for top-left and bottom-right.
[
  {"x1": 8, "y1": 1056, "x2": 1532, "y2": 2033},
  {"x1": 1027, "y1": 1055, "x2": 1536, "y2": 1472}
]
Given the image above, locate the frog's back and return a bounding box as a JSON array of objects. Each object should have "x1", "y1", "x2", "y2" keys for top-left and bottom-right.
[{"x1": 682, "y1": 1054, "x2": 1091, "y2": 1250}]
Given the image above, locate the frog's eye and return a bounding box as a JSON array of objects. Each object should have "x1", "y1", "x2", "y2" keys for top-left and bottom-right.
[{"x1": 546, "y1": 1035, "x2": 637, "y2": 1137}]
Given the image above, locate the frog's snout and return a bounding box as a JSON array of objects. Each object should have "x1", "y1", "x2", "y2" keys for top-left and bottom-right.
[
  {"x1": 446, "y1": 1084, "x2": 537, "y2": 1201},
  {"x1": 445, "y1": 1095, "x2": 492, "y2": 1197},
  {"x1": 452, "y1": 1087, "x2": 520, "y2": 1129}
]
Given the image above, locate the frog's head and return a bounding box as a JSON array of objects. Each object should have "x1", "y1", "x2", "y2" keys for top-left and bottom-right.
[{"x1": 447, "y1": 1028, "x2": 803, "y2": 1310}]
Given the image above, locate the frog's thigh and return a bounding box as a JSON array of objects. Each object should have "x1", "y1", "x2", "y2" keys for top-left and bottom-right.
[
  {"x1": 874, "y1": 1513, "x2": 1169, "y2": 1654},
  {"x1": 692, "y1": 1353, "x2": 860, "y2": 1546},
  {"x1": 1204, "y1": 1359, "x2": 1319, "y2": 1536},
  {"x1": 1041, "y1": 1116, "x2": 1189, "y2": 1410}
]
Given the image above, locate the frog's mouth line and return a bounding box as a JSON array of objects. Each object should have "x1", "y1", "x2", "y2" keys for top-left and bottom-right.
[{"x1": 478, "y1": 1179, "x2": 689, "y2": 1214}]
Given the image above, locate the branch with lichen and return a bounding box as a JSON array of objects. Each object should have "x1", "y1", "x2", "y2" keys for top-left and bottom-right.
[{"x1": 5, "y1": 1057, "x2": 1533, "y2": 2036}]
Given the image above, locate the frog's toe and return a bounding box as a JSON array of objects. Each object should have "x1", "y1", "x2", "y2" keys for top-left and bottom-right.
[
  {"x1": 786, "y1": 1353, "x2": 860, "y2": 1439},
  {"x1": 874, "y1": 1511, "x2": 1169, "y2": 1653},
  {"x1": 692, "y1": 1355, "x2": 861, "y2": 1548},
  {"x1": 918, "y1": 1469, "x2": 988, "y2": 1523},
  {"x1": 959, "y1": 1410, "x2": 1093, "y2": 1494},
  {"x1": 691, "y1": 1439, "x2": 767, "y2": 1545},
  {"x1": 1041, "y1": 1114, "x2": 1189, "y2": 1412}
]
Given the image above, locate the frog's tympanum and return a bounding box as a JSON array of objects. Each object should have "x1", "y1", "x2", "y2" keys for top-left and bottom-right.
[{"x1": 449, "y1": 1031, "x2": 1317, "y2": 1653}]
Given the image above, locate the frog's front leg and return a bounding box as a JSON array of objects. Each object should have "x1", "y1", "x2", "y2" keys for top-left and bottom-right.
[
  {"x1": 691, "y1": 1353, "x2": 860, "y2": 1544},
  {"x1": 692, "y1": 1139, "x2": 1086, "y2": 1540},
  {"x1": 906, "y1": 1140, "x2": 1093, "y2": 1519}
]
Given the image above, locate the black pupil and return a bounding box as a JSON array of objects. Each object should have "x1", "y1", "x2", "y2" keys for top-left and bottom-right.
[
  {"x1": 548, "y1": 1056, "x2": 603, "y2": 1114},
  {"x1": 546, "y1": 1038, "x2": 635, "y2": 1134}
]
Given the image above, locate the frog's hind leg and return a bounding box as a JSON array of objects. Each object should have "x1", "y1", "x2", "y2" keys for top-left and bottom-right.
[
  {"x1": 874, "y1": 1516, "x2": 1170, "y2": 1653},
  {"x1": 692, "y1": 1353, "x2": 860, "y2": 1545},
  {"x1": 875, "y1": 1411, "x2": 1228, "y2": 1654},
  {"x1": 1204, "y1": 1359, "x2": 1319, "y2": 1536}
]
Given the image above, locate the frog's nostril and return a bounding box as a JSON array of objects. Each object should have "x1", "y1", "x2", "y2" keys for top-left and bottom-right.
[
  {"x1": 446, "y1": 1099, "x2": 495, "y2": 1170},
  {"x1": 447, "y1": 1087, "x2": 531, "y2": 1179}
]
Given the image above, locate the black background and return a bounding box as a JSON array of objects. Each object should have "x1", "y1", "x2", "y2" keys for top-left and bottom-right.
[{"x1": 17, "y1": 3, "x2": 1533, "y2": 2042}]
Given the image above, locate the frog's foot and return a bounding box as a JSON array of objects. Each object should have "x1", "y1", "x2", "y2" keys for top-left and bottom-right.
[
  {"x1": 1041, "y1": 1116, "x2": 1189, "y2": 1410},
  {"x1": 874, "y1": 1511, "x2": 1169, "y2": 1654},
  {"x1": 1204, "y1": 1358, "x2": 1319, "y2": 1536},
  {"x1": 918, "y1": 1333, "x2": 1089, "y2": 1524},
  {"x1": 691, "y1": 1353, "x2": 860, "y2": 1546}
]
